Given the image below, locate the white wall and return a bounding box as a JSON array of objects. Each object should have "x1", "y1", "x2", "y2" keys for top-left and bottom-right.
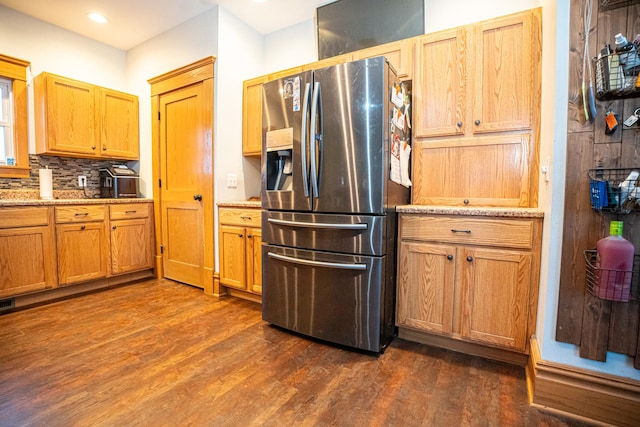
[
  {"x1": 263, "y1": 20, "x2": 317, "y2": 74},
  {"x1": 0, "y1": 5, "x2": 128, "y2": 154},
  {"x1": 125, "y1": 7, "x2": 220, "y2": 198}
]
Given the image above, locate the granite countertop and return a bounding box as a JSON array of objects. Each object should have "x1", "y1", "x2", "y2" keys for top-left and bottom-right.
[
  {"x1": 0, "y1": 189, "x2": 153, "y2": 206},
  {"x1": 217, "y1": 200, "x2": 261, "y2": 208},
  {"x1": 0, "y1": 198, "x2": 153, "y2": 207},
  {"x1": 397, "y1": 205, "x2": 544, "y2": 218}
]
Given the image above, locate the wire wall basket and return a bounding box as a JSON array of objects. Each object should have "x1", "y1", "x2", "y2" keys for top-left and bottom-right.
[
  {"x1": 585, "y1": 250, "x2": 640, "y2": 302},
  {"x1": 589, "y1": 168, "x2": 640, "y2": 214},
  {"x1": 594, "y1": 51, "x2": 640, "y2": 100}
]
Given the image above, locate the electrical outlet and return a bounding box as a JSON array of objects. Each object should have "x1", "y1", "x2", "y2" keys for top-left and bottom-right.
[
  {"x1": 226, "y1": 173, "x2": 238, "y2": 188},
  {"x1": 78, "y1": 175, "x2": 87, "y2": 188}
]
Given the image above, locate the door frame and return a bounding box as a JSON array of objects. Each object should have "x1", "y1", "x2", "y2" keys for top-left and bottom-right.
[{"x1": 148, "y1": 57, "x2": 216, "y2": 295}]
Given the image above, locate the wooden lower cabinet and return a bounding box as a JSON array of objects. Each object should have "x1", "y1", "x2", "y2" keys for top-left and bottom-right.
[
  {"x1": 55, "y1": 205, "x2": 109, "y2": 285},
  {"x1": 109, "y1": 203, "x2": 154, "y2": 275},
  {"x1": 0, "y1": 207, "x2": 57, "y2": 298},
  {"x1": 218, "y1": 206, "x2": 262, "y2": 299},
  {"x1": 396, "y1": 213, "x2": 542, "y2": 354}
]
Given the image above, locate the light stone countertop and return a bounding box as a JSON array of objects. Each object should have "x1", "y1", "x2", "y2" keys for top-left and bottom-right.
[
  {"x1": 217, "y1": 200, "x2": 261, "y2": 208},
  {"x1": 397, "y1": 205, "x2": 544, "y2": 218},
  {"x1": 0, "y1": 197, "x2": 153, "y2": 207}
]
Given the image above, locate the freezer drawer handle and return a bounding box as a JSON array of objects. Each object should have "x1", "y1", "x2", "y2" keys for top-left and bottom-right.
[
  {"x1": 268, "y1": 252, "x2": 367, "y2": 270},
  {"x1": 268, "y1": 218, "x2": 368, "y2": 230}
]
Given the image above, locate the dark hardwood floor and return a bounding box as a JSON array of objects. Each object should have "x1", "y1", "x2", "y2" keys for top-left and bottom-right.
[{"x1": 0, "y1": 279, "x2": 589, "y2": 426}]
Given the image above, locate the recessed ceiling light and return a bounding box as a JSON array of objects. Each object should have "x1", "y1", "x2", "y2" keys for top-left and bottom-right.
[{"x1": 88, "y1": 12, "x2": 108, "y2": 24}]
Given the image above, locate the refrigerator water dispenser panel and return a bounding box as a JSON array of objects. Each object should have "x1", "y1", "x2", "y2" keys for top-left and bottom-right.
[{"x1": 266, "y1": 128, "x2": 294, "y2": 192}]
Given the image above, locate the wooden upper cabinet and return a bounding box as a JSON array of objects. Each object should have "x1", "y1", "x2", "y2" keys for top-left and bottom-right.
[
  {"x1": 35, "y1": 73, "x2": 96, "y2": 156},
  {"x1": 414, "y1": 9, "x2": 540, "y2": 138},
  {"x1": 472, "y1": 12, "x2": 535, "y2": 134},
  {"x1": 98, "y1": 88, "x2": 139, "y2": 159},
  {"x1": 242, "y1": 75, "x2": 268, "y2": 157},
  {"x1": 35, "y1": 72, "x2": 140, "y2": 160},
  {"x1": 414, "y1": 28, "x2": 466, "y2": 138},
  {"x1": 352, "y1": 38, "x2": 414, "y2": 79}
]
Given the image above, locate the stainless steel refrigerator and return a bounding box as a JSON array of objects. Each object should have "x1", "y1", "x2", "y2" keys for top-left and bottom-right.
[{"x1": 261, "y1": 56, "x2": 410, "y2": 353}]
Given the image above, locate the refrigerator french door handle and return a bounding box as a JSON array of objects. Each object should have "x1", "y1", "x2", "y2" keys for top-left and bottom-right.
[
  {"x1": 268, "y1": 217, "x2": 368, "y2": 230},
  {"x1": 310, "y1": 81, "x2": 322, "y2": 198},
  {"x1": 268, "y1": 252, "x2": 367, "y2": 271},
  {"x1": 301, "y1": 82, "x2": 312, "y2": 198}
]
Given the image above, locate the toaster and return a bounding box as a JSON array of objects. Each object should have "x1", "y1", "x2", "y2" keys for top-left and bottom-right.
[{"x1": 99, "y1": 166, "x2": 139, "y2": 198}]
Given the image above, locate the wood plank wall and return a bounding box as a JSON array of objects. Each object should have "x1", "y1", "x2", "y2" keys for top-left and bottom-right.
[{"x1": 557, "y1": 0, "x2": 640, "y2": 368}]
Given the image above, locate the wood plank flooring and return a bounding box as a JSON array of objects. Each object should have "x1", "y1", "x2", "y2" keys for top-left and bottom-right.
[{"x1": 0, "y1": 279, "x2": 588, "y2": 426}]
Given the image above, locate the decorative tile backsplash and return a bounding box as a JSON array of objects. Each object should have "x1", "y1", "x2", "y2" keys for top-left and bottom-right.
[{"x1": 0, "y1": 154, "x2": 130, "y2": 194}]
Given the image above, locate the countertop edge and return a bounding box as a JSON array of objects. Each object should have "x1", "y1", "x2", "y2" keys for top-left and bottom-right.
[
  {"x1": 0, "y1": 198, "x2": 154, "y2": 207},
  {"x1": 397, "y1": 205, "x2": 545, "y2": 218},
  {"x1": 217, "y1": 201, "x2": 262, "y2": 208}
]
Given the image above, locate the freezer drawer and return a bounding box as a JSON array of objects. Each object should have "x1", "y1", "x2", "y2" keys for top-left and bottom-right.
[
  {"x1": 262, "y1": 244, "x2": 392, "y2": 352},
  {"x1": 262, "y1": 210, "x2": 386, "y2": 256}
]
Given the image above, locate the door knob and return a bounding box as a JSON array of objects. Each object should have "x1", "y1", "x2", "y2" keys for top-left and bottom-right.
[{"x1": 193, "y1": 194, "x2": 202, "y2": 201}]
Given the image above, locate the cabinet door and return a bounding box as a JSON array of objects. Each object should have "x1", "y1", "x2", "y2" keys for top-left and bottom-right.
[
  {"x1": 0, "y1": 226, "x2": 57, "y2": 297},
  {"x1": 247, "y1": 227, "x2": 262, "y2": 294},
  {"x1": 459, "y1": 247, "x2": 531, "y2": 351},
  {"x1": 414, "y1": 28, "x2": 466, "y2": 138},
  {"x1": 412, "y1": 134, "x2": 532, "y2": 207},
  {"x1": 110, "y1": 218, "x2": 153, "y2": 275},
  {"x1": 242, "y1": 76, "x2": 268, "y2": 157},
  {"x1": 40, "y1": 74, "x2": 97, "y2": 156},
  {"x1": 471, "y1": 12, "x2": 534, "y2": 133},
  {"x1": 396, "y1": 241, "x2": 455, "y2": 335},
  {"x1": 219, "y1": 224, "x2": 247, "y2": 290},
  {"x1": 352, "y1": 39, "x2": 414, "y2": 80},
  {"x1": 98, "y1": 88, "x2": 139, "y2": 159},
  {"x1": 56, "y1": 222, "x2": 108, "y2": 285}
]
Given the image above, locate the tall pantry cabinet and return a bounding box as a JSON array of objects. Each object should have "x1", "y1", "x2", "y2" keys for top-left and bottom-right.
[{"x1": 397, "y1": 8, "x2": 543, "y2": 359}]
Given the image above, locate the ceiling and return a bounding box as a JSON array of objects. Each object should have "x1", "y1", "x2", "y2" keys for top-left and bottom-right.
[{"x1": 0, "y1": 0, "x2": 333, "y2": 50}]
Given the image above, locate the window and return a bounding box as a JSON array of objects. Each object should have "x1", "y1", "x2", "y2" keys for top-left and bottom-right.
[
  {"x1": 0, "y1": 77, "x2": 14, "y2": 164},
  {"x1": 0, "y1": 54, "x2": 30, "y2": 178}
]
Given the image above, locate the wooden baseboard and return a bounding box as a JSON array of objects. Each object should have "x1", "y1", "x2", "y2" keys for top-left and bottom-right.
[
  {"x1": 528, "y1": 336, "x2": 640, "y2": 426},
  {"x1": 226, "y1": 288, "x2": 262, "y2": 304},
  {"x1": 11, "y1": 270, "x2": 154, "y2": 311},
  {"x1": 398, "y1": 327, "x2": 529, "y2": 366}
]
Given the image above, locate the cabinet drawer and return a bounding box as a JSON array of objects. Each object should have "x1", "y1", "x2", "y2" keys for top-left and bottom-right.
[
  {"x1": 110, "y1": 203, "x2": 149, "y2": 220},
  {"x1": 55, "y1": 205, "x2": 106, "y2": 223},
  {"x1": 400, "y1": 215, "x2": 534, "y2": 249},
  {"x1": 219, "y1": 208, "x2": 261, "y2": 227},
  {"x1": 0, "y1": 207, "x2": 49, "y2": 228}
]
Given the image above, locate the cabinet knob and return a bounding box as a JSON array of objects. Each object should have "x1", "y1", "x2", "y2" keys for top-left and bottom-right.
[
  {"x1": 81, "y1": 225, "x2": 86, "y2": 230},
  {"x1": 102, "y1": 146, "x2": 107, "y2": 151},
  {"x1": 91, "y1": 145, "x2": 96, "y2": 150},
  {"x1": 456, "y1": 121, "x2": 463, "y2": 127},
  {"x1": 193, "y1": 194, "x2": 202, "y2": 201},
  {"x1": 247, "y1": 234, "x2": 253, "y2": 239},
  {"x1": 112, "y1": 225, "x2": 117, "y2": 230},
  {"x1": 466, "y1": 256, "x2": 473, "y2": 262},
  {"x1": 474, "y1": 120, "x2": 481, "y2": 126},
  {"x1": 238, "y1": 234, "x2": 243, "y2": 237},
  {"x1": 463, "y1": 199, "x2": 469, "y2": 205},
  {"x1": 447, "y1": 255, "x2": 453, "y2": 261}
]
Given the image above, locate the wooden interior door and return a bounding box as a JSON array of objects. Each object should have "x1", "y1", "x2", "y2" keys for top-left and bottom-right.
[
  {"x1": 159, "y1": 83, "x2": 207, "y2": 288},
  {"x1": 149, "y1": 58, "x2": 215, "y2": 294}
]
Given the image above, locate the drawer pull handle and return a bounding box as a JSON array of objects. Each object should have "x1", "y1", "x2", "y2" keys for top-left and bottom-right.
[
  {"x1": 451, "y1": 229, "x2": 471, "y2": 234},
  {"x1": 75, "y1": 212, "x2": 89, "y2": 216},
  {"x1": 447, "y1": 255, "x2": 453, "y2": 260},
  {"x1": 463, "y1": 199, "x2": 469, "y2": 205},
  {"x1": 81, "y1": 225, "x2": 86, "y2": 230},
  {"x1": 240, "y1": 215, "x2": 252, "y2": 220},
  {"x1": 467, "y1": 256, "x2": 473, "y2": 262},
  {"x1": 125, "y1": 210, "x2": 137, "y2": 214}
]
